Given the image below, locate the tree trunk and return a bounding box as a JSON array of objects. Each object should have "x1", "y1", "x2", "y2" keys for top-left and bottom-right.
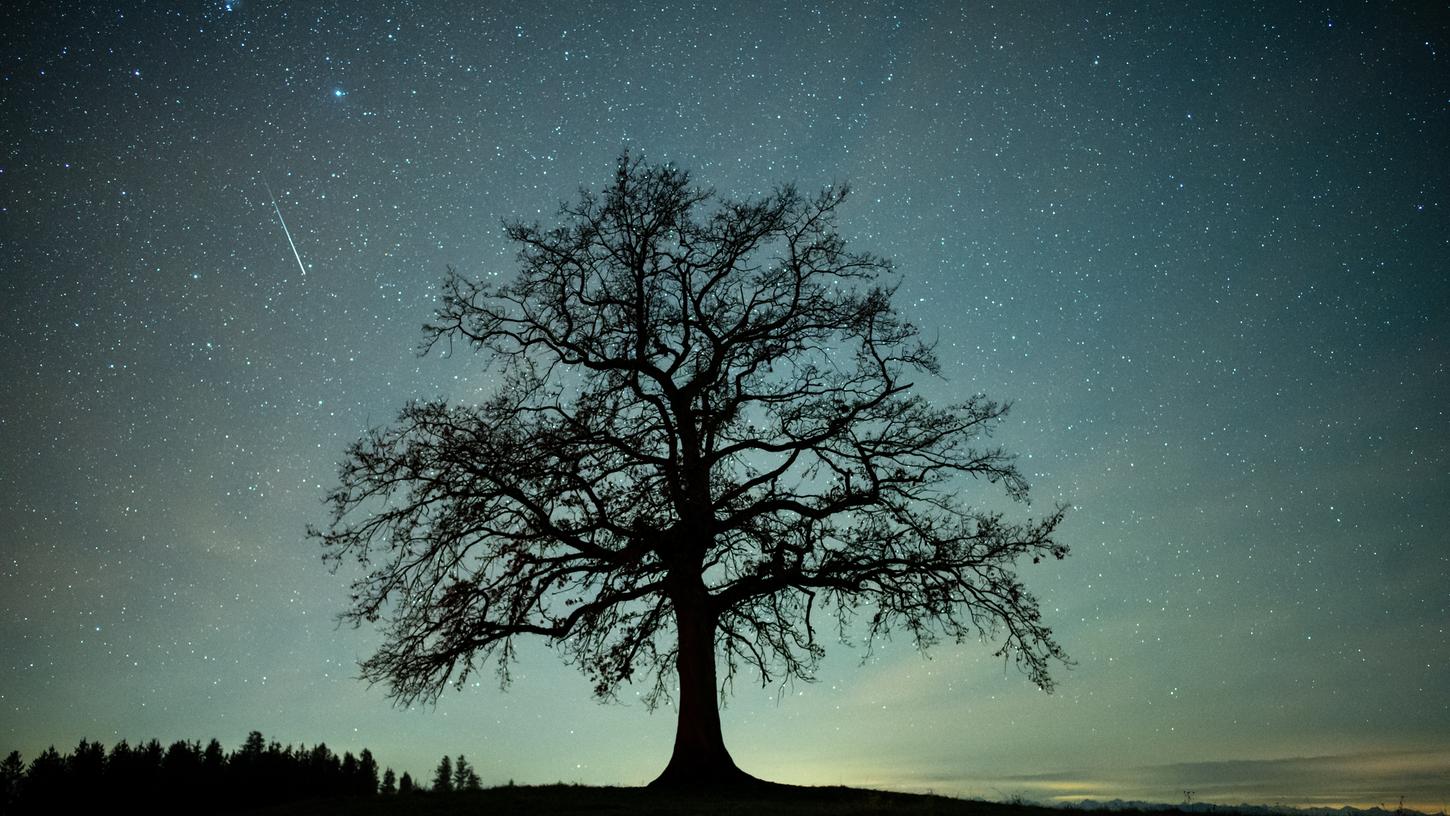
[{"x1": 649, "y1": 587, "x2": 755, "y2": 788}]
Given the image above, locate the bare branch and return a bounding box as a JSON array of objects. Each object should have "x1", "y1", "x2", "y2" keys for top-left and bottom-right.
[{"x1": 313, "y1": 151, "x2": 1071, "y2": 726}]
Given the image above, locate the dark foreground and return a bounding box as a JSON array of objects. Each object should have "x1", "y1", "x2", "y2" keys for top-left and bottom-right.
[{"x1": 240, "y1": 784, "x2": 1178, "y2": 816}]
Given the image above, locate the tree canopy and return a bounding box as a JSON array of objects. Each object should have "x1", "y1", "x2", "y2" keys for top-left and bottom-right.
[
  {"x1": 0, "y1": 732, "x2": 383, "y2": 812},
  {"x1": 316, "y1": 153, "x2": 1070, "y2": 786}
]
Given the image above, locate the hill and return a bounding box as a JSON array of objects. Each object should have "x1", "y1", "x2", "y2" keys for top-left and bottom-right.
[{"x1": 240, "y1": 783, "x2": 1169, "y2": 816}]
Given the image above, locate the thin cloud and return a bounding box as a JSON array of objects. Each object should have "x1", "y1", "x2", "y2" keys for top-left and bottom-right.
[{"x1": 896, "y1": 750, "x2": 1450, "y2": 813}]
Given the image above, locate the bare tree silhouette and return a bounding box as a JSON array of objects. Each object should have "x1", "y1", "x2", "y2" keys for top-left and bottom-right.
[{"x1": 315, "y1": 152, "x2": 1070, "y2": 787}]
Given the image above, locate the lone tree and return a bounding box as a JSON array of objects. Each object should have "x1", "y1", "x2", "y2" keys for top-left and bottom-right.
[{"x1": 315, "y1": 153, "x2": 1069, "y2": 787}]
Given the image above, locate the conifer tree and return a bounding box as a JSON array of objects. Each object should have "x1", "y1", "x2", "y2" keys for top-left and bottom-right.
[{"x1": 431, "y1": 755, "x2": 453, "y2": 793}]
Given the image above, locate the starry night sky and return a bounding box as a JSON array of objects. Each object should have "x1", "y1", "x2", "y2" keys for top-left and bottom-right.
[{"x1": 2, "y1": 1, "x2": 1447, "y2": 809}]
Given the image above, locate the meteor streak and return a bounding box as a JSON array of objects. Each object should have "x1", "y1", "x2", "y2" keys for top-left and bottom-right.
[{"x1": 263, "y1": 181, "x2": 308, "y2": 277}]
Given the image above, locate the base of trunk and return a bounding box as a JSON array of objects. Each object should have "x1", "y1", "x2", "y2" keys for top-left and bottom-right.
[{"x1": 647, "y1": 750, "x2": 760, "y2": 789}]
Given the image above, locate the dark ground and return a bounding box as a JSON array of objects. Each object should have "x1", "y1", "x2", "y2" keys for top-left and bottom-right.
[{"x1": 239, "y1": 784, "x2": 1190, "y2": 816}]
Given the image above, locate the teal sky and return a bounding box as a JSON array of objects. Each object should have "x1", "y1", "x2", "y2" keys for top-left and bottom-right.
[{"x1": 2, "y1": 2, "x2": 1446, "y2": 809}]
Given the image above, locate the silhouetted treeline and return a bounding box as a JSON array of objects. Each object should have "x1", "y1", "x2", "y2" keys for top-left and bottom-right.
[{"x1": 0, "y1": 731, "x2": 393, "y2": 814}]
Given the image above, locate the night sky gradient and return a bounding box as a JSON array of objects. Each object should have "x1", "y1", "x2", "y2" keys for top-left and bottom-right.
[{"x1": 2, "y1": 2, "x2": 1447, "y2": 809}]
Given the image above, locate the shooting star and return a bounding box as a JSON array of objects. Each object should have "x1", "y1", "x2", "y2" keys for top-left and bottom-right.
[{"x1": 263, "y1": 181, "x2": 308, "y2": 277}]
